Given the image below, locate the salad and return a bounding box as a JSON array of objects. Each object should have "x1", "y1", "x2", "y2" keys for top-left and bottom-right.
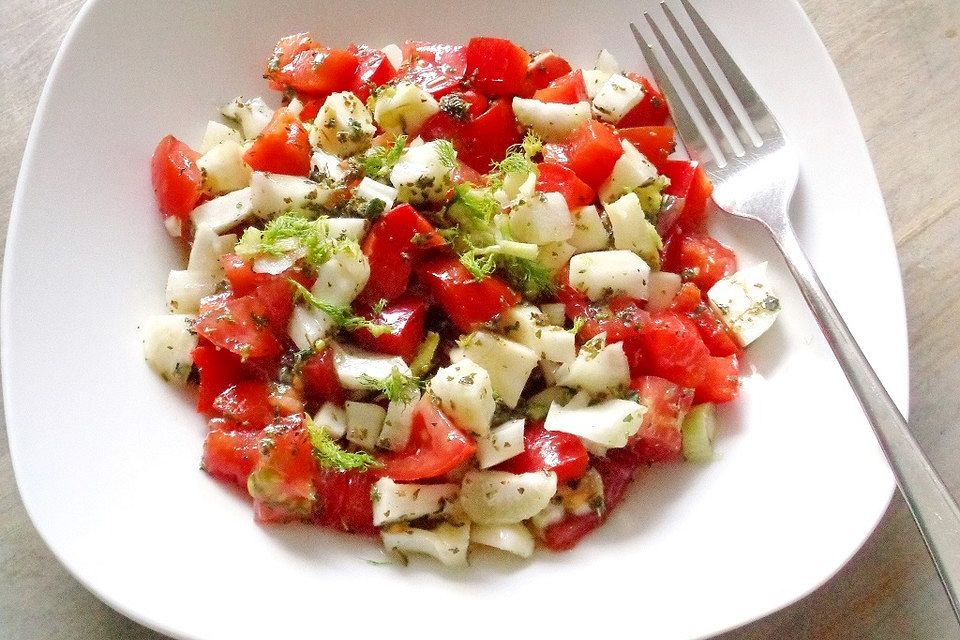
[{"x1": 142, "y1": 34, "x2": 780, "y2": 565}]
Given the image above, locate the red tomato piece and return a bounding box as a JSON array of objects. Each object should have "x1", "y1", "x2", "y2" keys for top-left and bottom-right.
[
  {"x1": 417, "y1": 256, "x2": 521, "y2": 333},
  {"x1": 618, "y1": 74, "x2": 670, "y2": 127},
  {"x1": 252, "y1": 278, "x2": 296, "y2": 339},
  {"x1": 660, "y1": 160, "x2": 714, "y2": 231},
  {"x1": 298, "y1": 98, "x2": 324, "y2": 122},
  {"x1": 357, "y1": 204, "x2": 445, "y2": 304},
  {"x1": 542, "y1": 120, "x2": 623, "y2": 189},
  {"x1": 202, "y1": 424, "x2": 262, "y2": 489},
  {"x1": 150, "y1": 135, "x2": 204, "y2": 223},
  {"x1": 629, "y1": 376, "x2": 694, "y2": 463},
  {"x1": 194, "y1": 293, "x2": 283, "y2": 360},
  {"x1": 212, "y1": 381, "x2": 276, "y2": 431},
  {"x1": 242, "y1": 107, "x2": 311, "y2": 177},
  {"x1": 669, "y1": 283, "x2": 741, "y2": 357},
  {"x1": 270, "y1": 47, "x2": 359, "y2": 97},
  {"x1": 399, "y1": 42, "x2": 468, "y2": 98},
  {"x1": 619, "y1": 126, "x2": 675, "y2": 172},
  {"x1": 419, "y1": 98, "x2": 522, "y2": 173},
  {"x1": 524, "y1": 51, "x2": 574, "y2": 95},
  {"x1": 220, "y1": 253, "x2": 315, "y2": 297},
  {"x1": 639, "y1": 311, "x2": 711, "y2": 388},
  {"x1": 536, "y1": 162, "x2": 595, "y2": 209},
  {"x1": 695, "y1": 354, "x2": 740, "y2": 404},
  {"x1": 312, "y1": 467, "x2": 379, "y2": 535},
  {"x1": 353, "y1": 297, "x2": 428, "y2": 362},
  {"x1": 497, "y1": 422, "x2": 589, "y2": 484},
  {"x1": 349, "y1": 44, "x2": 399, "y2": 102},
  {"x1": 381, "y1": 398, "x2": 476, "y2": 481},
  {"x1": 299, "y1": 346, "x2": 346, "y2": 407},
  {"x1": 193, "y1": 343, "x2": 246, "y2": 413},
  {"x1": 533, "y1": 69, "x2": 588, "y2": 104},
  {"x1": 465, "y1": 37, "x2": 531, "y2": 96},
  {"x1": 264, "y1": 33, "x2": 320, "y2": 91},
  {"x1": 662, "y1": 231, "x2": 737, "y2": 293},
  {"x1": 250, "y1": 415, "x2": 317, "y2": 523}
]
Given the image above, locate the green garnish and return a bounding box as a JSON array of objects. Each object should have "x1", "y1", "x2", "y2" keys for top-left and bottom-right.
[
  {"x1": 499, "y1": 255, "x2": 556, "y2": 299},
  {"x1": 236, "y1": 214, "x2": 345, "y2": 269},
  {"x1": 290, "y1": 280, "x2": 392, "y2": 336},
  {"x1": 409, "y1": 331, "x2": 440, "y2": 377},
  {"x1": 451, "y1": 184, "x2": 500, "y2": 225},
  {"x1": 306, "y1": 416, "x2": 381, "y2": 471},
  {"x1": 361, "y1": 135, "x2": 407, "y2": 181},
  {"x1": 459, "y1": 246, "x2": 498, "y2": 281},
  {"x1": 371, "y1": 298, "x2": 389, "y2": 316},
  {"x1": 568, "y1": 315, "x2": 587, "y2": 334},
  {"x1": 435, "y1": 139, "x2": 458, "y2": 169},
  {"x1": 358, "y1": 366, "x2": 422, "y2": 404},
  {"x1": 490, "y1": 131, "x2": 543, "y2": 176}
]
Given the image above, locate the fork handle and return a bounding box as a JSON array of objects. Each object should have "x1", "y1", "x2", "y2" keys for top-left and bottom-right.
[{"x1": 774, "y1": 223, "x2": 960, "y2": 619}]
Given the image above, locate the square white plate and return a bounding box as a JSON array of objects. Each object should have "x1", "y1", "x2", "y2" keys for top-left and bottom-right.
[{"x1": 2, "y1": 1, "x2": 907, "y2": 638}]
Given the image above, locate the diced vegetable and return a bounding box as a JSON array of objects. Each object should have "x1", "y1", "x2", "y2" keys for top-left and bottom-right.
[
  {"x1": 332, "y1": 342, "x2": 411, "y2": 391},
  {"x1": 512, "y1": 98, "x2": 592, "y2": 142},
  {"x1": 598, "y1": 140, "x2": 658, "y2": 203},
  {"x1": 390, "y1": 140, "x2": 455, "y2": 204},
  {"x1": 313, "y1": 402, "x2": 349, "y2": 440},
  {"x1": 470, "y1": 523, "x2": 536, "y2": 558},
  {"x1": 450, "y1": 331, "x2": 538, "y2": 408},
  {"x1": 476, "y1": 418, "x2": 526, "y2": 468},
  {"x1": 345, "y1": 400, "x2": 387, "y2": 450},
  {"x1": 647, "y1": 271, "x2": 683, "y2": 312},
  {"x1": 459, "y1": 470, "x2": 558, "y2": 525},
  {"x1": 509, "y1": 192, "x2": 574, "y2": 245},
  {"x1": 381, "y1": 521, "x2": 470, "y2": 567},
  {"x1": 190, "y1": 187, "x2": 253, "y2": 234},
  {"x1": 372, "y1": 81, "x2": 441, "y2": 136},
  {"x1": 707, "y1": 262, "x2": 780, "y2": 347},
  {"x1": 568, "y1": 250, "x2": 650, "y2": 301},
  {"x1": 543, "y1": 395, "x2": 645, "y2": 448},
  {"x1": 682, "y1": 403, "x2": 717, "y2": 462},
  {"x1": 568, "y1": 204, "x2": 610, "y2": 253},
  {"x1": 556, "y1": 337, "x2": 631, "y2": 395},
  {"x1": 604, "y1": 191, "x2": 662, "y2": 267},
  {"x1": 592, "y1": 73, "x2": 644, "y2": 123},
  {"x1": 371, "y1": 477, "x2": 459, "y2": 526},
  {"x1": 428, "y1": 358, "x2": 496, "y2": 437},
  {"x1": 311, "y1": 91, "x2": 376, "y2": 157},
  {"x1": 221, "y1": 96, "x2": 274, "y2": 139},
  {"x1": 142, "y1": 314, "x2": 199, "y2": 385},
  {"x1": 197, "y1": 140, "x2": 251, "y2": 194}
]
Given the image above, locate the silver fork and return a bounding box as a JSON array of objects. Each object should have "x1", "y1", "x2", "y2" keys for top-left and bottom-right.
[{"x1": 632, "y1": 0, "x2": 960, "y2": 622}]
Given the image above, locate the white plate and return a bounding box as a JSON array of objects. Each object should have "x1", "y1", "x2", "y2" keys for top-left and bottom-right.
[{"x1": 2, "y1": 1, "x2": 907, "y2": 638}]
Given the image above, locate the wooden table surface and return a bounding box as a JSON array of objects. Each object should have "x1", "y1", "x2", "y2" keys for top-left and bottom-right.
[{"x1": 2, "y1": 1, "x2": 959, "y2": 637}]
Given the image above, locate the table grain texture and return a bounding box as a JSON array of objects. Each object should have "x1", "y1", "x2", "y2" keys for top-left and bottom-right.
[{"x1": 2, "y1": 1, "x2": 959, "y2": 638}]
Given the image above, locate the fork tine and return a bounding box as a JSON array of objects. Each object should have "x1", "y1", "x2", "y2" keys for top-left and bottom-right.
[
  {"x1": 660, "y1": 1, "x2": 759, "y2": 149},
  {"x1": 678, "y1": 0, "x2": 782, "y2": 141},
  {"x1": 629, "y1": 22, "x2": 722, "y2": 167},
  {"x1": 643, "y1": 11, "x2": 742, "y2": 163}
]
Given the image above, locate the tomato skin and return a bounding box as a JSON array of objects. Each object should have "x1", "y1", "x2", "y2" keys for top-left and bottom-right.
[
  {"x1": 542, "y1": 120, "x2": 623, "y2": 189},
  {"x1": 618, "y1": 74, "x2": 670, "y2": 127},
  {"x1": 533, "y1": 69, "x2": 588, "y2": 104},
  {"x1": 353, "y1": 297, "x2": 428, "y2": 362},
  {"x1": 194, "y1": 293, "x2": 283, "y2": 360},
  {"x1": 695, "y1": 354, "x2": 740, "y2": 404},
  {"x1": 497, "y1": 422, "x2": 589, "y2": 484},
  {"x1": 212, "y1": 381, "x2": 277, "y2": 431},
  {"x1": 270, "y1": 47, "x2": 359, "y2": 97},
  {"x1": 661, "y1": 160, "x2": 713, "y2": 232},
  {"x1": 619, "y1": 126, "x2": 675, "y2": 172},
  {"x1": 465, "y1": 37, "x2": 531, "y2": 96},
  {"x1": 536, "y1": 162, "x2": 595, "y2": 209},
  {"x1": 150, "y1": 135, "x2": 204, "y2": 222},
  {"x1": 381, "y1": 398, "x2": 476, "y2": 482},
  {"x1": 349, "y1": 45, "x2": 399, "y2": 102},
  {"x1": 399, "y1": 42, "x2": 468, "y2": 98},
  {"x1": 420, "y1": 98, "x2": 522, "y2": 173},
  {"x1": 629, "y1": 376, "x2": 694, "y2": 463},
  {"x1": 523, "y1": 50, "x2": 573, "y2": 95},
  {"x1": 663, "y1": 231, "x2": 737, "y2": 293},
  {"x1": 639, "y1": 311, "x2": 711, "y2": 388},
  {"x1": 202, "y1": 424, "x2": 262, "y2": 489},
  {"x1": 540, "y1": 448, "x2": 642, "y2": 551},
  {"x1": 264, "y1": 33, "x2": 320, "y2": 90},
  {"x1": 298, "y1": 98, "x2": 324, "y2": 122},
  {"x1": 300, "y1": 346, "x2": 346, "y2": 407},
  {"x1": 670, "y1": 282, "x2": 741, "y2": 357},
  {"x1": 417, "y1": 256, "x2": 521, "y2": 333},
  {"x1": 242, "y1": 107, "x2": 311, "y2": 177},
  {"x1": 250, "y1": 415, "x2": 317, "y2": 523},
  {"x1": 357, "y1": 204, "x2": 445, "y2": 304},
  {"x1": 220, "y1": 253, "x2": 315, "y2": 297},
  {"x1": 193, "y1": 344, "x2": 246, "y2": 413},
  {"x1": 312, "y1": 467, "x2": 379, "y2": 535}
]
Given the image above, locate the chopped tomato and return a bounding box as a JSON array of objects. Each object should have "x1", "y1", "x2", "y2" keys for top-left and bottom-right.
[
  {"x1": 381, "y1": 398, "x2": 476, "y2": 481},
  {"x1": 661, "y1": 160, "x2": 713, "y2": 231},
  {"x1": 150, "y1": 135, "x2": 204, "y2": 223},
  {"x1": 539, "y1": 448, "x2": 642, "y2": 551},
  {"x1": 619, "y1": 126, "x2": 675, "y2": 172},
  {"x1": 554, "y1": 272, "x2": 648, "y2": 345},
  {"x1": 629, "y1": 376, "x2": 694, "y2": 462},
  {"x1": 695, "y1": 354, "x2": 740, "y2": 404},
  {"x1": 299, "y1": 346, "x2": 346, "y2": 407},
  {"x1": 202, "y1": 424, "x2": 262, "y2": 489},
  {"x1": 420, "y1": 98, "x2": 522, "y2": 173},
  {"x1": 242, "y1": 107, "x2": 311, "y2": 177},
  {"x1": 497, "y1": 422, "x2": 589, "y2": 484},
  {"x1": 639, "y1": 311, "x2": 711, "y2": 388},
  {"x1": 670, "y1": 282, "x2": 741, "y2": 357},
  {"x1": 212, "y1": 381, "x2": 277, "y2": 431},
  {"x1": 523, "y1": 50, "x2": 572, "y2": 95},
  {"x1": 533, "y1": 69, "x2": 588, "y2": 104},
  {"x1": 465, "y1": 37, "x2": 531, "y2": 96},
  {"x1": 193, "y1": 343, "x2": 246, "y2": 413},
  {"x1": 619, "y1": 74, "x2": 669, "y2": 127},
  {"x1": 250, "y1": 415, "x2": 317, "y2": 523},
  {"x1": 264, "y1": 33, "x2": 320, "y2": 90},
  {"x1": 662, "y1": 231, "x2": 737, "y2": 293},
  {"x1": 357, "y1": 204, "x2": 445, "y2": 304},
  {"x1": 298, "y1": 98, "x2": 323, "y2": 122},
  {"x1": 536, "y1": 162, "x2": 595, "y2": 209},
  {"x1": 542, "y1": 120, "x2": 623, "y2": 189},
  {"x1": 312, "y1": 467, "x2": 379, "y2": 535},
  {"x1": 349, "y1": 44, "x2": 399, "y2": 102},
  {"x1": 353, "y1": 297, "x2": 428, "y2": 362},
  {"x1": 399, "y1": 42, "x2": 468, "y2": 98},
  {"x1": 251, "y1": 278, "x2": 297, "y2": 339},
  {"x1": 194, "y1": 293, "x2": 283, "y2": 360},
  {"x1": 220, "y1": 253, "x2": 315, "y2": 297},
  {"x1": 268, "y1": 47, "x2": 359, "y2": 97},
  {"x1": 453, "y1": 160, "x2": 485, "y2": 185},
  {"x1": 417, "y1": 256, "x2": 521, "y2": 332}
]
